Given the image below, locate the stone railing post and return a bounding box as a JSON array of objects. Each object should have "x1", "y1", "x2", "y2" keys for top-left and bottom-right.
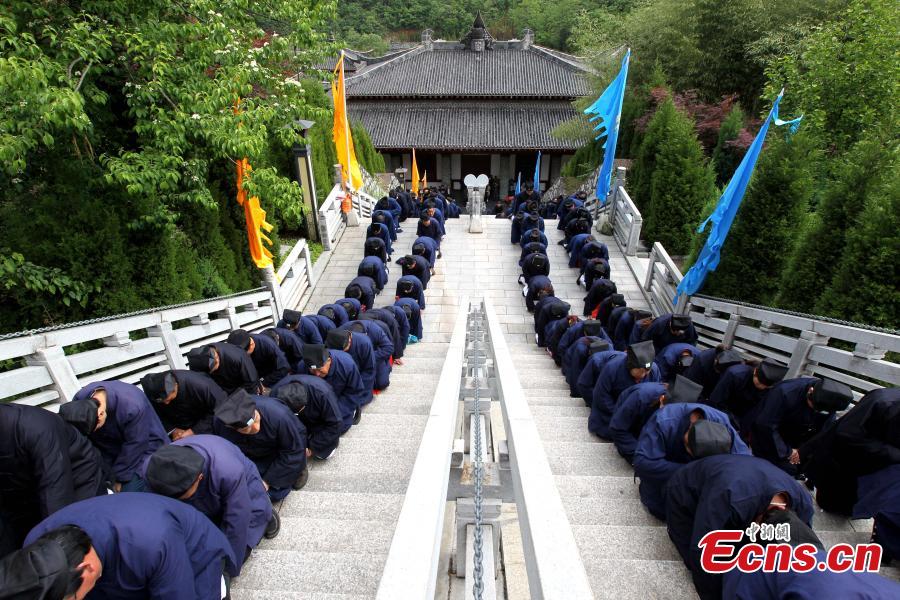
[
  {"x1": 785, "y1": 330, "x2": 830, "y2": 378},
  {"x1": 26, "y1": 346, "x2": 80, "y2": 403},
  {"x1": 147, "y1": 321, "x2": 188, "y2": 369},
  {"x1": 261, "y1": 265, "x2": 284, "y2": 321}
]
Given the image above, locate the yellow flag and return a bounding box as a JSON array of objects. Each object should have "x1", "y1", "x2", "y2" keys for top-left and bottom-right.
[
  {"x1": 411, "y1": 148, "x2": 420, "y2": 195},
  {"x1": 332, "y1": 52, "x2": 363, "y2": 191},
  {"x1": 423, "y1": 171, "x2": 427, "y2": 190}
]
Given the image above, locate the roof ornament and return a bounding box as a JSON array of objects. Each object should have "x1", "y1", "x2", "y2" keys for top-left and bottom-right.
[{"x1": 461, "y1": 12, "x2": 494, "y2": 52}]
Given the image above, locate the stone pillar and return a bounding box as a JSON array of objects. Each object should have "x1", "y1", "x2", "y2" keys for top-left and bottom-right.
[
  {"x1": 26, "y1": 347, "x2": 81, "y2": 403},
  {"x1": 147, "y1": 322, "x2": 188, "y2": 369},
  {"x1": 261, "y1": 265, "x2": 284, "y2": 322}
]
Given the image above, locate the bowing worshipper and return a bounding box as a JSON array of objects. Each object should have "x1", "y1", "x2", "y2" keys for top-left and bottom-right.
[
  {"x1": 641, "y1": 313, "x2": 698, "y2": 353},
  {"x1": 545, "y1": 315, "x2": 581, "y2": 364},
  {"x1": 580, "y1": 257, "x2": 611, "y2": 291},
  {"x1": 540, "y1": 195, "x2": 561, "y2": 219},
  {"x1": 565, "y1": 233, "x2": 591, "y2": 269},
  {"x1": 397, "y1": 253, "x2": 431, "y2": 289},
  {"x1": 749, "y1": 377, "x2": 852, "y2": 475},
  {"x1": 364, "y1": 236, "x2": 389, "y2": 264},
  {"x1": 524, "y1": 274, "x2": 554, "y2": 313},
  {"x1": 522, "y1": 212, "x2": 545, "y2": 237},
  {"x1": 589, "y1": 341, "x2": 661, "y2": 438},
  {"x1": 0, "y1": 536, "x2": 76, "y2": 600},
  {"x1": 510, "y1": 210, "x2": 529, "y2": 245},
  {"x1": 708, "y1": 358, "x2": 788, "y2": 439},
  {"x1": 375, "y1": 195, "x2": 402, "y2": 229},
  {"x1": 562, "y1": 212, "x2": 592, "y2": 247},
  {"x1": 270, "y1": 378, "x2": 344, "y2": 457},
  {"x1": 142, "y1": 436, "x2": 277, "y2": 574},
  {"x1": 261, "y1": 326, "x2": 305, "y2": 367},
  {"x1": 61, "y1": 381, "x2": 167, "y2": 493},
  {"x1": 187, "y1": 342, "x2": 259, "y2": 395},
  {"x1": 296, "y1": 344, "x2": 369, "y2": 430},
  {"x1": 583, "y1": 278, "x2": 617, "y2": 318},
  {"x1": 665, "y1": 454, "x2": 815, "y2": 600},
  {"x1": 213, "y1": 390, "x2": 308, "y2": 500},
  {"x1": 336, "y1": 297, "x2": 362, "y2": 321},
  {"x1": 595, "y1": 294, "x2": 626, "y2": 329},
  {"x1": 318, "y1": 303, "x2": 350, "y2": 328},
  {"x1": 853, "y1": 464, "x2": 900, "y2": 564},
  {"x1": 514, "y1": 181, "x2": 541, "y2": 213},
  {"x1": 227, "y1": 329, "x2": 290, "y2": 389},
  {"x1": 371, "y1": 210, "x2": 397, "y2": 241},
  {"x1": 653, "y1": 342, "x2": 700, "y2": 383},
  {"x1": 555, "y1": 195, "x2": 579, "y2": 222},
  {"x1": 339, "y1": 320, "x2": 393, "y2": 389},
  {"x1": 518, "y1": 252, "x2": 550, "y2": 293},
  {"x1": 307, "y1": 311, "x2": 337, "y2": 341},
  {"x1": 800, "y1": 387, "x2": 899, "y2": 514},
  {"x1": 519, "y1": 227, "x2": 548, "y2": 249},
  {"x1": 575, "y1": 346, "x2": 624, "y2": 406},
  {"x1": 358, "y1": 254, "x2": 389, "y2": 292},
  {"x1": 634, "y1": 403, "x2": 750, "y2": 519},
  {"x1": 416, "y1": 213, "x2": 443, "y2": 254},
  {"x1": 366, "y1": 221, "x2": 393, "y2": 256},
  {"x1": 344, "y1": 275, "x2": 378, "y2": 311},
  {"x1": 412, "y1": 236, "x2": 439, "y2": 268},
  {"x1": 560, "y1": 205, "x2": 591, "y2": 234},
  {"x1": 605, "y1": 305, "x2": 630, "y2": 344},
  {"x1": 534, "y1": 298, "x2": 570, "y2": 348},
  {"x1": 682, "y1": 346, "x2": 744, "y2": 400},
  {"x1": 396, "y1": 297, "x2": 423, "y2": 342},
  {"x1": 423, "y1": 203, "x2": 446, "y2": 235},
  {"x1": 380, "y1": 304, "x2": 412, "y2": 359},
  {"x1": 519, "y1": 240, "x2": 548, "y2": 266},
  {"x1": 278, "y1": 308, "x2": 323, "y2": 345},
  {"x1": 364, "y1": 307, "x2": 406, "y2": 362},
  {"x1": 556, "y1": 318, "x2": 610, "y2": 369},
  {"x1": 396, "y1": 274, "x2": 426, "y2": 310},
  {"x1": 563, "y1": 338, "x2": 610, "y2": 395},
  {"x1": 610, "y1": 376, "x2": 703, "y2": 463},
  {"x1": 325, "y1": 328, "x2": 376, "y2": 396},
  {"x1": 612, "y1": 308, "x2": 651, "y2": 351},
  {"x1": 25, "y1": 493, "x2": 236, "y2": 600},
  {"x1": 0, "y1": 404, "x2": 105, "y2": 556},
  {"x1": 141, "y1": 370, "x2": 225, "y2": 440},
  {"x1": 578, "y1": 238, "x2": 609, "y2": 265}
]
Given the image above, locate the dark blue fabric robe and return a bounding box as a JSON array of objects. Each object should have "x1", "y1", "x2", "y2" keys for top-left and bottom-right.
[
  {"x1": 297, "y1": 349, "x2": 368, "y2": 430},
  {"x1": 248, "y1": 333, "x2": 290, "y2": 388},
  {"x1": 270, "y1": 374, "x2": 345, "y2": 449},
  {"x1": 357, "y1": 255, "x2": 389, "y2": 291},
  {"x1": 151, "y1": 370, "x2": 224, "y2": 435},
  {"x1": 395, "y1": 298, "x2": 423, "y2": 341},
  {"x1": 575, "y1": 350, "x2": 624, "y2": 406},
  {"x1": 641, "y1": 313, "x2": 698, "y2": 353},
  {"x1": 412, "y1": 236, "x2": 438, "y2": 267},
  {"x1": 589, "y1": 355, "x2": 661, "y2": 438},
  {"x1": 396, "y1": 275, "x2": 426, "y2": 310},
  {"x1": 653, "y1": 342, "x2": 701, "y2": 383},
  {"x1": 609, "y1": 382, "x2": 667, "y2": 462}
]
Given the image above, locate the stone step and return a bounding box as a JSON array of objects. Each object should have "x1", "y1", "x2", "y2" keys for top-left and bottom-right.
[
  {"x1": 326, "y1": 436, "x2": 421, "y2": 456},
  {"x1": 390, "y1": 357, "x2": 444, "y2": 374},
  {"x1": 299, "y1": 469, "x2": 412, "y2": 496},
  {"x1": 363, "y1": 395, "x2": 434, "y2": 415},
  {"x1": 308, "y1": 452, "x2": 415, "y2": 479},
  {"x1": 233, "y1": 550, "x2": 383, "y2": 595},
  {"x1": 232, "y1": 592, "x2": 370, "y2": 600},
  {"x1": 574, "y1": 526, "x2": 680, "y2": 562},
  {"x1": 543, "y1": 440, "x2": 620, "y2": 459},
  {"x1": 556, "y1": 475, "x2": 641, "y2": 499},
  {"x1": 548, "y1": 453, "x2": 635, "y2": 477},
  {"x1": 582, "y1": 559, "x2": 696, "y2": 600},
  {"x1": 562, "y1": 496, "x2": 661, "y2": 527},
  {"x1": 338, "y1": 413, "x2": 426, "y2": 439},
  {"x1": 280, "y1": 491, "x2": 405, "y2": 523},
  {"x1": 270, "y1": 516, "x2": 395, "y2": 554},
  {"x1": 534, "y1": 418, "x2": 600, "y2": 443},
  {"x1": 527, "y1": 395, "x2": 589, "y2": 408},
  {"x1": 518, "y1": 372, "x2": 571, "y2": 391},
  {"x1": 528, "y1": 404, "x2": 591, "y2": 419}
]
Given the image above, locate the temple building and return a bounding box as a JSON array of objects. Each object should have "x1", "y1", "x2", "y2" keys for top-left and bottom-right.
[{"x1": 342, "y1": 14, "x2": 591, "y2": 196}]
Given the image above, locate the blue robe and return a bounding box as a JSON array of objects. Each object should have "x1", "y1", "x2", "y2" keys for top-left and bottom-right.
[
  {"x1": 317, "y1": 304, "x2": 350, "y2": 328},
  {"x1": 396, "y1": 297, "x2": 423, "y2": 340},
  {"x1": 333, "y1": 298, "x2": 361, "y2": 321},
  {"x1": 308, "y1": 314, "x2": 337, "y2": 340},
  {"x1": 653, "y1": 342, "x2": 701, "y2": 383},
  {"x1": 633, "y1": 403, "x2": 750, "y2": 519},
  {"x1": 366, "y1": 222, "x2": 393, "y2": 255},
  {"x1": 270, "y1": 374, "x2": 345, "y2": 449},
  {"x1": 665, "y1": 454, "x2": 814, "y2": 600},
  {"x1": 339, "y1": 320, "x2": 394, "y2": 390},
  {"x1": 344, "y1": 331, "x2": 377, "y2": 395},
  {"x1": 519, "y1": 241, "x2": 548, "y2": 266},
  {"x1": 525, "y1": 275, "x2": 553, "y2": 313},
  {"x1": 297, "y1": 349, "x2": 368, "y2": 430},
  {"x1": 249, "y1": 333, "x2": 290, "y2": 387},
  {"x1": 277, "y1": 316, "x2": 323, "y2": 345},
  {"x1": 371, "y1": 210, "x2": 397, "y2": 240},
  {"x1": 374, "y1": 198, "x2": 402, "y2": 228},
  {"x1": 682, "y1": 347, "x2": 721, "y2": 399},
  {"x1": 271, "y1": 327, "x2": 306, "y2": 366},
  {"x1": 74, "y1": 381, "x2": 168, "y2": 486},
  {"x1": 641, "y1": 313, "x2": 698, "y2": 353},
  {"x1": 150, "y1": 370, "x2": 224, "y2": 436},
  {"x1": 416, "y1": 219, "x2": 442, "y2": 245},
  {"x1": 357, "y1": 255, "x2": 389, "y2": 291},
  {"x1": 213, "y1": 395, "x2": 307, "y2": 496},
  {"x1": 853, "y1": 464, "x2": 900, "y2": 560},
  {"x1": 204, "y1": 342, "x2": 259, "y2": 395},
  {"x1": 556, "y1": 320, "x2": 612, "y2": 368},
  {"x1": 709, "y1": 364, "x2": 766, "y2": 437},
  {"x1": 519, "y1": 229, "x2": 548, "y2": 248},
  {"x1": 384, "y1": 305, "x2": 411, "y2": 353},
  {"x1": 25, "y1": 493, "x2": 236, "y2": 600},
  {"x1": 589, "y1": 355, "x2": 661, "y2": 438},
  {"x1": 611, "y1": 310, "x2": 638, "y2": 351},
  {"x1": 399, "y1": 254, "x2": 431, "y2": 289},
  {"x1": 543, "y1": 317, "x2": 572, "y2": 354},
  {"x1": 396, "y1": 274, "x2": 426, "y2": 310},
  {"x1": 567, "y1": 233, "x2": 591, "y2": 268},
  {"x1": 563, "y1": 337, "x2": 607, "y2": 394},
  {"x1": 412, "y1": 236, "x2": 438, "y2": 267},
  {"x1": 366, "y1": 308, "x2": 405, "y2": 360},
  {"x1": 575, "y1": 350, "x2": 624, "y2": 406},
  {"x1": 345, "y1": 276, "x2": 378, "y2": 311},
  {"x1": 139, "y1": 435, "x2": 270, "y2": 575},
  {"x1": 609, "y1": 382, "x2": 667, "y2": 462}
]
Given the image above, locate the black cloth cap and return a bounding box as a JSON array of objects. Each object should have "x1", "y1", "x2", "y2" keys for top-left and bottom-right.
[
  {"x1": 610, "y1": 293, "x2": 626, "y2": 307},
  {"x1": 412, "y1": 243, "x2": 426, "y2": 255},
  {"x1": 187, "y1": 346, "x2": 215, "y2": 372},
  {"x1": 349, "y1": 322, "x2": 367, "y2": 333},
  {"x1": 0, "y1": 537, "x2": 70, "y2": 600},
  {"x1": 810, "y1": 378, "x2": 852, "y2": 412},
  {"x1": 302, "y1": 344, "x2": 330, "y2": 370},
  {"x1": 141, "y1": 371, "x2": 177, "y2": 403},
  {"x1": 215, "y1": 389, "x2": 258, "y2": 429},
  {"x1": 339, "y1": 301, "x2": 358, "y2": 319},
  {"x1": 548, "y1": 302, "x2": 570, "y2": 320},
  {"x1": 227, "y1": 329, "x2": 251, "y2": 350},
  {"x1": 398, "y1": 280, "x2": 415, "y2": 294},
  {"x1": 626, "y1": 341, "x2": 656, "y2": 370},
  {"x1": 273, "y1": 382, "x2": 309, "y2": 414},
  {"x1": 58, "y1": 399, "x2": 98, "y2": 436},
  {"x1": 715, "y1": 350, "x2": 743, "y2": 371},
  {"x1": 261, "y1": 328, "x2": 279, "y2": 344},
  {"x1": 758, "y1": 508, "x2": 824, "y2": 549},
  {"x1": 325, "y1": 328, "x2": 351, "y2": 350},
  {"x1": 667, "y1": 375, "x2": 703, "y2": 404},
  {"x1": 282, "y1": 309, "x2": 302, "y2": 327},
  {"x1": 588, "y1": 340, "x2": 610, "y2": 355},
  {"x1": 677, "y1": 353, "x2": 694, "y2": 369},
  {"x1": 687, "y1": 420, "x2": 732, "y2": 458},
  {"x1": 532, "y1": 254, "x2": 548, "y2": 270},
  {"x1": 400, "y1": 304, "x2": 413, "y2": 319},
  {"x1": 320, "y1": 307, "x2": 337, "y2": 322},
  {"x1": 582, "y1": 320, "x2": 604, "y2": 337},
  {"x1": 145, "y1": 445, "x2": 204, "y2": 497},
  {"x1": 670, "y1": 314, "x2": 692, "y2": 332},
  {"x1": 757, "y1": 358, "x2": 788, "y2": 386},
  {"x1": 633, "y1": 309, "x2": 652, "y2": 321}
]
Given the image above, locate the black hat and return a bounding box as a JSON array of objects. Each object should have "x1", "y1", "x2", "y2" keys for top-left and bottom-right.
[
  {"x1": 714, "y1": 349, "x2": 743, "y2": 372},
  {"x1": 419, "y1": 214, "x2": 430, "y2": 222},
  {"x1": 588, "y1": 340, "x2": 611, "y2": 355},
  {"x1": 633, "y1": 309, "x2": 652, "y2": 321},
  {"x1": 373, "y1": 212, "x2": 386, "y2": 223},
  {"x1": 227, "y1": 329, "x2": 252, "y2": 350},
  {"x1": 687, "y1": 420, "x2": 732, "y2": 458},
  {"x1": 140, "y1": 371, "x2": 177, "y2": 403},
  {"x1": 320, "y1": 306, "x2": 338, "y2": 323},
  {"x1": 282, "y1": 309, "x2": 302, "y2": 327},
  {"x1": 531, "y1": 254, "x2": 548, "y2": 270},
  {"x1": 548, "y1": 302, "x2": 570, "y2": 320},
  {"x1": 58, "y1": 399, "x2": 98, "y2": 436},
  {"x1": 667, "y1": 375, "x2": 703, "y2": 404},
  {"x1": 261, "y1": 328, "x2": 280, "y2": 345},
  {"x1": 360, "y1": 262, "x2": 377, "y2": 278},
  {"x1": 215, "y1": 389, "x2": 258, "y2": 429},
  {"x1": 273, "y1": 382, "x2": 309, "y2": 414},
  {"x1": 676, "y1": 351, "x2": 695, "y2": 370},
  {"x1": 400, "y1": 303, "x2": 414, "y2": 319},
  {"x1": 810, "y1": 378, "x2": 852, "y2": 412},
  {"x1": 756, "y1": 358, "x2": 788, "y2": 386},
  {"x1": 325, "y1": 328, "x2": 351, "y2": 350},
  {"x1": 302, "y1": 344, "x2": 330, "y2": 370},
  {"x1": 609, "y1": 293, "x2": 626, "y2": 307},
  {"x1": 187, "y1": 346, "x2": 215, "y2": 372},
  {"x1": 0, "y1": 537, "x2": 71, "y2": 600},
  {"x1": 514, "y1": 211, "x2": 526, "y2": 222},
  {"x1": 759, "y1": 508, "x2": 824, "y2": 550},
  {"x1": 349, "y1": 321, "x2": 366, "y2": 333},
  {"x1": 626, "y1": 341, "x2": 656, "y2": 370},
  {"x1": 412, "y1": 242, "x2": 426, "y2": 255},
  {"x1": 670, "y1": 314, "x2": 692, "y2": 332},
  {"x1": 339, "y1": 300, "x2": 358, "y2": 319},
  {"x1": 398, "y1": 280, "x2": 415, "y2": 295},
  {"x1": 582, "y1": 319, "x2": 604, "y2": 337},
  {"x1": 400, "y1": 255, "x2": 416, "y2": 268},
  {"x1": 145, "y1": 445, "x2": 204, "y2": 497}
]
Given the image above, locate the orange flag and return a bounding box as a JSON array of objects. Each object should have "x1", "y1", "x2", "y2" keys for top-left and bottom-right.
[
  {"x1": 423, "y1": 171, "x2": 427, "y2": 190},
  {"x1": 411, "y1": 149, "x2": 420, "y2": 195},
  {"x1": 234, "y1": 100, "x2": 274, "y2": 269},
  {"x1": 332, "y1": 52, "x2": 363, "y2": 191}
]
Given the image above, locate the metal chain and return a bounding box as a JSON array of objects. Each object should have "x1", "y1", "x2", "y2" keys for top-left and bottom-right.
[{"x1": 471, "y1": 311, "x2": 485, "y2": 600}]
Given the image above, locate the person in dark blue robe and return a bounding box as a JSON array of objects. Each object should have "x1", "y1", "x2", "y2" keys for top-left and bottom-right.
[
  {"x1": 525, "y1": 275, "x2": 553, "y2": 313},
  {"x1": 277, "y1": 308, "x2": 323, "y2": 345},
  {"x1": 556, "y1": 319, "x2": 610, "y2": 368},
  {"x1": 270, "y1": 377, "x2": 344, "y2": 457},
  {"x1": 371, "y1": 210, "x2": 397, "y2": 241},
  {"x1": 611, "y1": 308, "x2": 651, "y2": 351},
  {"x1": 296, "y1": 344, "x2": 369, "y2": 430},
  {"x1": 227, "y1": 329, "x2": 290, "y2": 389},
  {"x1": 560, "y1": 205, "x2": 591, "y2": 234},
  {"x1": 345, "y1": 275, "x2": 378, "y2": 311},
  {"x1": 563, "y1": 338, "x2": 609, "y2": 394},
  {"x1": 580, "y1": 257, "x2": 610, "y2": 291},
  {"x1": 510, "y1": 211, "x2": 529, "y2": 245},
  {"x1": 25, "y1": 493, "x2": 236, "y2": 600},
  {"x1": 579, "y1": 239, "x2": 609, "y2": 266},
  {"x1": 416, "y1": 214, "x2": 443, "y2": 248},
  {"x1": 375, "y1": 196, "x2": 402, "y2": 229},
  {"x1": 307, "y1": 313, "x2": 337, "y2": 340},
  {"x1": 366, "y1": 222, "x2": 393, "y2": 255},
  {"x1": 566, "y1": 233, "x2": 592, "y2": 268},
  {"x1": 606, "y1": 305, "x2": 630, "y2": 343},
  {"x1": 396, "y1": 274, "x2": 426, "y2": 310},
  {"x1": 213, "y1": 391, "x2": 308, "y2": 501},
  {"x1": 0, "y1": 404, "x2": 105, "y2": 555},
  {"x1": 141, "y1": 436, "x2": 274, "y2": 574},
  {"x1": 709, "y1": 359, "x2": 788, "y2": 439},
  {"x1": 519, "y1": 252, "x2": 550, "y2": 290},
  {"x1": 519, "y1": 241, "x2": 548, "y2": 266},
  {"x1": 665, "y1": 454, "x2": 815, "y2": 600},
  {"x1": 412, "y1": 236, "x2": 438, "y2": 267},
  {"x1": 544, "y1": 315, "x2": 578, "y2": 360},
  {"x1": 335, "y1": 298, "x2": 362, "y2": 321},
  {"x1": 358, "y1": 255, "x2": 389, "y2": 292},
  {"x1": 142, "y1": 369, "x2": 225, "y2": 439},
  {"x1": 423, "y1": 204, "x2": 446, "y2": 235},
  {"x1": 583, "y1": 278, "x2": 617, "y2": 318},
  {"x1": 364, "y1": 308, "x2": 405, "y2": 360},
  {"x1": 682, "y1": 346, "x2": 744, "y2": 400},
  {"x1": 575, "y1": 349, "x2": 624, "y2": 406},
  {"x1": 261, "y1": 327, "x2": 305, "y2": 368},
  {"x1": 382, "y1": 304, "x2": 411, "y2": 357},
  {"x1": 0, "y1": 535, "x2": 75, "y2": 599},
  {"x1": 595, "y1": 294, "x2": 626, "y2": 329},
  {"x1": 589, "y1": 341, "x2": 661, "y2": 438},
  {"x1": 641, "y1": 313, "x2": 698, "y2": 353},
  {"x1": 339, "y1": 320, "x2": 394, "y2": 390},
  {"x1": 750, "y1": 377, "x2": 851, "y2": 474},
  {"x1": 64, "y1": 381, "x2": 168, "y2": 493},
  {"x1": 555, "y1": 196, "x2": 579, "y2": 221},
  {"x1": 853, "y1": 464, "x2": 900, "y2": 562},
  {"x1": 521, "y1": 212, "x2": 545, "y2": 235},
  {"x1": 187, "y1": 342, "x2": 259, "y2": 395},
  {"x1": 356, "y1": 314, "x2": 397, "y2": 388},
  {"x1": 364, "y1": 236, "x2": 388, "y2": 263},
  {"x1": 653, "y1": 342, "x2": 700, "y2": 383},
  {"x1": 562, "y1": 214, "x2": 591, "y2": 246},
  {"x1": 519, "y1": 227, "x2": 548, "y2": 248},
  {"x1": 313, "y1": 304, "x2": 345, "y2": 329},
  {"x1": 397, "y1": 253, "x2": 431, "y2": 289},
  {"x1": 326, "y1": 328, "x2": 376, "y2": 396},
  {"x1": 634, "y1": 403, "x2": 750, "y2": 519},
  {"x1": 534, "y1": 299, "x2": 569, "y2": 347},
  {"x1": 396, "y1": 298, "x2": 423, "y2": 342}
]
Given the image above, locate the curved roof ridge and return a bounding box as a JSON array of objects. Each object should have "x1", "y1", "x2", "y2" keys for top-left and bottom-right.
[{"x1": 345, "y1": 45, "x2": 425, "y2": 83}]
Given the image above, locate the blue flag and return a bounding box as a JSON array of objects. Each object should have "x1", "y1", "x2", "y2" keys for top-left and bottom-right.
[
  {"x1": 676, "y1": 90, "x2": 802, "y2": 298},
  {"x1": 515, "y1": 172, "x2": 521, "y2": 197},
  {"x1": 584, "y1": 49, "x2": 630, "y2": 204},
  {"x1": 533, "y1": 151, "x2": 541, "y2": 193}
]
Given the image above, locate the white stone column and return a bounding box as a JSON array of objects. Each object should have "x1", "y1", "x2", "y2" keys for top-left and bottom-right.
[{"x1": 26, "y1": 346, "x2": 80, "y2": 402}]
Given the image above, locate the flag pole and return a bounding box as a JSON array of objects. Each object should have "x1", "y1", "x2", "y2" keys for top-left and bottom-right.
[{"x1": 339, "y1": 51, "x2": 361, "y2": 216}]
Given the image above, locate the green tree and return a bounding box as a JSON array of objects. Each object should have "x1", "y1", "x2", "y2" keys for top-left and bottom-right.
[
  {"x1": 711, "y1": 105, "x2": 745, "y2": 186},
  {"x1": 629, "y1": 93, "x2": 674, "y2": 213}
]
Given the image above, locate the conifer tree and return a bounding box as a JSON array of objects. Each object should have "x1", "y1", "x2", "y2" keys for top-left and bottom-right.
[
  {"x1": 711, "y1": 105, "x2": 745, "y2": 186},
  {"x1": 629, "y1": 94, "x2": 674, "y2": 213}
]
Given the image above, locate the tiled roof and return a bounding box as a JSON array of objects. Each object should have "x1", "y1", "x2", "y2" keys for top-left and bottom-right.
[
  {"x1": 347, "y1": 100, "x2": 582, "y2": 151},
  {"x1": 345, "y1": 45, "x2": 589, "y2": 99}
]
